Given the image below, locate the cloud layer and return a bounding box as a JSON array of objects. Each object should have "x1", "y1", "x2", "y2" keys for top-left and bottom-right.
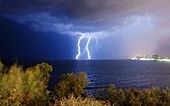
[
  {"x1": 1, "y1": 0, "x2": 169, "y2": 33},
  {"x1": 1, "y1": 0, "x2": 170, "y2": 58}
]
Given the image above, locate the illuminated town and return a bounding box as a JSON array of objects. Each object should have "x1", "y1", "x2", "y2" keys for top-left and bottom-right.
[{"x1": 131, "y1": 54, "x2": 170, "y2": 62}]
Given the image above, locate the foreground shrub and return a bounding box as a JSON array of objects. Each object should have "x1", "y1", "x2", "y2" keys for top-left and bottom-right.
[
  {"x1": 0, "y1": 63, "x2": 52, "y2": 105},
  {"x1": 0, "y1": 61, "x2": 4, "y2": 80},
  {"x1": 0, "y1": 61, "x2": 4, "y2": 72},
  {"x1": 54, "y1": 72, "x2": 90, "y2": 98},
  {"x1": 96, "y1": 85, "x2": 170, "y2": 106}
]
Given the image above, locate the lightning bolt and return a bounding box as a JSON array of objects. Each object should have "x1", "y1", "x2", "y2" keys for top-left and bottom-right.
[
  {"x1": 76, "y1": 34, "x2": 85, "y2": 59},
  {"x1": 85, "y1": 37, "x2": 91, "y2": 59},
  {"x1": 76, "y1": 34, "x2": 92, "y2": 60}
]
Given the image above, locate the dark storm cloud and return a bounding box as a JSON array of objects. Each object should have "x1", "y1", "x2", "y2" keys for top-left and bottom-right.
[
  {"x1": 1, "y1": 0, "x2": 168, "y2": 19},
  {"x1": 1, "y1": 0, "x2": 170, "y2": 28},
  {"x1": 1, "y1": 0, "x2": 170, "y2": 58},
  {"x1": 1, "y1": 0, "x2": 170, "y2": 26},
  {"x1": 0, "y1": 0, "x2": 162, "y2": 34}
]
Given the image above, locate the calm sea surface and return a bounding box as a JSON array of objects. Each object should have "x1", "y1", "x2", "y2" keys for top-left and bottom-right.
[{"x1": 5, "y1": 60, "x2": 170, "y2": 93}]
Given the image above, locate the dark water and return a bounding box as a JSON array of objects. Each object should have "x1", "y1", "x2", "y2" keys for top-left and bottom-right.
[
  {"x1": 49, "y1": 60, "x2": 170, "y2": 92},
  {"x1": 4, "y1": 60, "x2": 170, "y2": 93}
]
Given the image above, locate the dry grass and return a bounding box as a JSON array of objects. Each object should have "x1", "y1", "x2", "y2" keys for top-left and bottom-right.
[{"x1": 54, "y1": 95, "x2": 112, "y2": 106}]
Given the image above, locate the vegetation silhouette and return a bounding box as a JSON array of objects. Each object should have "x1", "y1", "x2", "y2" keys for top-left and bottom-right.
[
  {"x1": 54, "y1": 72, "x2": 89, "y2": 99},
  {"x1": 0, "y1": 62, "x2": 52, "y2": 105}
]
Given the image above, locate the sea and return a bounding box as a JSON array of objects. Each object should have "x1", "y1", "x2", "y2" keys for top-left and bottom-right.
[{"x1": 3, "y1": 60, "x2": 170, "y2": 94}]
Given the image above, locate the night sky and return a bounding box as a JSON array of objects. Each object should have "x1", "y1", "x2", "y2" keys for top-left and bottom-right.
[{"x1": 0, "y1": 0, "x2": 170, "y2": 60}]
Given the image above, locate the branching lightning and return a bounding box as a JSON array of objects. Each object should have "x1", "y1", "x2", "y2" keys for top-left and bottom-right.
[
  {"x1": 85, "y1": 37, "x2": 91, "y2": 59},
  {"x1": 76, "y1": 34, "x2": 91, "y2": 60},
  {"x1": 76, "y1": 34, "x2": 85, "y2": 59}
]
